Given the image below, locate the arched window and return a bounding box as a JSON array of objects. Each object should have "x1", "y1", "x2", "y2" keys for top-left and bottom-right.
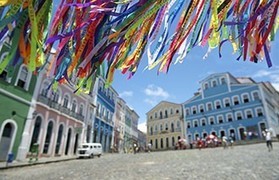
[
  {"x1": 43, "y1": 121, "x2": 53, "y2": 154},
  {"x1": 185, "y1": 108, "x2": 190, "y2": 116},
  {"x1": 233, "y1": 96, "x2": 239, "y2": 105},
  {"x1": 252, "y1": 91, "x2": 260, "y2": 100},
  {"x1": 16, "y1": 66, "x2": 31, "y2": 90},
  {"x1": 52, "y1": 90, "x2": 60, "y2": 103},
  {"x1": 242, "y1": 94, "x2": 250, "y2": 103},
  {"x1": 170, "y1": 108, "x2": 173, "y2": 115},
  {"x1": 256, "y1": 108, "x2": 264, "y2": 117},
  {"x1": 160, "y1": 124, "x2": 163, "y2": 131},
  {"x1": 30, "y1": 116, "x2": 42, "y2": 151},
  {"x1": 155, "y1": 125, "x2": 158, "y2": 132},
  {"x1": 71, "y1": 100, "x2": 77, "y2": 112},
  {"x1": 212, "y1": 80, "x2": 217, "y2": 87},
  {"x1": 218, "y1": 115, "x2": 223, "y2": 124},
  {"x1": 155, "y1": 112, "x2": 158, "y2": 119},
  {"x1": 159, "y1": 111, "x2": 163, "y2": 119},
  {"x1": 236, "y1": 111, "x2": 243, "y2": 120},
  {"x1": 79, "y1": 104, "x2": 84, "y2": 115},
  {"x1": 220, "y1": 77, "x2": 226, "y2": 84},
  {"x1": 215, "y1": 100, "x2": 221, "y2": 109},
  {"x1": 63, "y1": 95, "x2": 69, "y2": 108},
  {"x1": 201, "y1": 119, "x2": 206, "y2": 126},
  {"x1": 224, "y1": 98, "x2": 230, "y2": 107},
  {"x1": 165, "y1": 123, "x2": 168, "y2": 130},
  {"x1": 187, "y1": 122, "x2": 191, "y2": 128},
  {"x1": 209, "y1": 117, "x2": 215, "y2": 125},
  {"x1": 207, "y1": 103, "x2": 213, "y2": 111},
  {"x1": 165, "y1": 110, "x2": 168, "y2": 118},
  {"x1": 171, "y1": 123, "x2": 174, "y2": 132},
  {"x1": 150, "y1": 127, "x2": 153, "y2": 135},
  {"x1": 194, "y1": 120, "x2": 198, "y2": 127},
  {"x1": 199, "y1": 104, "x2": 204, "y2": 113},
  {"x1": 41, "y1": 82, "x2": 49, "y2": 97},
  {"x1": 227, "y1": 113, "x2": 233, "y2": 122},
  {"x1": 192, "y1": 106, "x2": 197, "y2": 114},
  {"x1": 204, "y1": 83, "x2": 209, "y2": 90},
  {"x1": 245, "y1": 110, "x2": 253, "y2": 119}
]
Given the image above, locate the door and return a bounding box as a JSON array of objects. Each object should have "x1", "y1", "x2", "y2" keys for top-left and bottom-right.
[
  {"x1": 0, "y1": 123, "x2": 15, "y2": 161},
  {"x1": 65, "y1": 128, "x2": 72, "y2": 155}
]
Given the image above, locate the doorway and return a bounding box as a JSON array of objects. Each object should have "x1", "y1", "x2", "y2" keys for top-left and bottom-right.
[
  {"x1": 0, "y1": 123, "x2": 15, "y2": 161},
  {"x1": 65, "y1": 128, "x2": 72, "y2": 155}
]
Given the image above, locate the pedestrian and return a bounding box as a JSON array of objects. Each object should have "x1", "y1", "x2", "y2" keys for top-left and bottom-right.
[
  {"x1": 133, "y1": 143, "x2": 137, "y2": 154},
  {"x1": 147, "y1": 143, "x2": 152, "y2": 153},
  {"x1": 263, "y1": 129, "x2": 273, "y2": 152},
  {"x1": 222, "y1": 136, "x2": 228, "y2": 149}
]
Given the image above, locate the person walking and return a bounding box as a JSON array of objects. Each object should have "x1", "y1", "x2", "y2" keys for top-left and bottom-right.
[{"x1": 263, "y1": 129, "x2": 273, "y2": 152}]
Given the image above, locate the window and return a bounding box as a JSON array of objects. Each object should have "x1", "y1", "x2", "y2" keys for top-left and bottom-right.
[
  {"x1": 165, "y1": 110, "x2": 168, "y2": 118},
  {"x1": 170, "y1": 108, "x2": 173, "y2": 115},
  {"x1": 242, "y1": 94, "x2": 249, "y2": 103},
  {"x1": 204, "y1": 83, "x2": 209, "y2": 90},
  {"x1": 199, "y1": 105, "x2": 204, "y2": 113},
  {"x1": 150, "y1": 127, "x2": 153, "y2": 135},
  {"x1": 16, "y1": 66, "x2": 30, "y2": 90},
  {"x1": 218, "y1": 116, "x2": 223, "y2": 124},
  {"x1": 192, "y1": 106, "x2": 197, "y2": 114},
  {"x1": 233, "y1": 96, "x2": 239, "y2": 105},
  {"x1": 159, "y1": 111, "x2": 163, "y2": 119},
  {"x1": 52, "y1": 90, "x2": 60, "y2": 103},
  {"x1": 194, "y1": 120, "x2": 198, "y2": 127},
  {"x1": 207, "y1": 103, "x2": 213, "y2": 111},
  {"x1": 160, "y1": 124, "x2": 163, "y2": 131},
  {"x1": 155, "y1": 125, "x2": 158, "y2": 132},
  {"x1": 209, "y1": 117, "x2": 215, "y2": 125},
  {"x1": 256, "y1": 108, "x2": 263, "y2": 117},
  {"x1": 63, "y1": 95, "x2": 69, "y2": 108},
  {"x1": 246, "y1": 110, "x2": 253, "y2": 119},
  {"x1": 227, "y1": 114, "x2": 233, "y2": 122},
  {"x1": 41, "y1": 82, "x2": 49, "y2": 97},
  {"x1": 201, "y1": 119, "x2": 206, "y2": 126},
  {"x1": 150, "y1": 116, "x2": 152, "y2": 120},
  {"x1": 155, "y1": 112, "x2": 157, "y2": 118},
  {"x1": 212, "y1": 80, "x2": 217, "y2": 87},
  {"x1": 176, "y1": 109, "x2": 179, "y2": 114},
  {"x1": 215, "y1": 100, "x2": 221, "y2": 109},
  {"x1": 185, "y1": 109, "x2": 190, "y2": 116},
  {"x1": 221, "y1": 77, "x2": 226, "y2": 84},
  {"x1": 236, "y1": 112, "x2": 242, "y2": 120},
  {"x1": 79, "y1": 104, "x2": 84, "y2": 115},
  {"x1": 187, "y1": 122, "x2": 191, "y2": 128},
  {"x1": 252, "y1": 91, "x2": 260, "y2": 100},
  {"x1": 224, "y1": 98, "x2": 230, "y2": 107},
  {"x1": 165, "y1": 123, "x2": 168, "y2": 130}
]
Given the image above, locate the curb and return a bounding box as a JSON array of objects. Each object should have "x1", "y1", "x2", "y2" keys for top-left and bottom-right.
[{"x1": 0, "y1": 157, "x2": 77, "y2": 170}]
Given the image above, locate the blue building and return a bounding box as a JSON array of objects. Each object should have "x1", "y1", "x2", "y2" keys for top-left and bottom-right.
[
  {"x1": 183, "y1": 72, "x2": 279, "y2": 142},
  {"x1": 91, "y1": 77, "x2": 118, "y2": 152}
]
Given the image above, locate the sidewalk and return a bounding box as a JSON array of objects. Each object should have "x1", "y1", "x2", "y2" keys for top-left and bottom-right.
[{"x1": 0, "y1": 156, "x2": 77, "y2": 170}]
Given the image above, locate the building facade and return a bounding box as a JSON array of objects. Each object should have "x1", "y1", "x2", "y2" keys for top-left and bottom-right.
[
  {"x1": 91, "y1": 77, "x2": 118, "y2": 152},
  {"x1": 183, "y1": 73, "x2": 279, "y2": 142},
  {"x1": 0, "y1": 63, "x2": 37, "y2": 161},
  {"x1": 146, "y1": 101, "x2": 184, "y2": 151}
]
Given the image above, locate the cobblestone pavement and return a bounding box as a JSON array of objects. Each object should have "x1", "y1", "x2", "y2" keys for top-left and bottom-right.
[{"x1": 0, "y1": 143, "x2": 278, "y2": 180}]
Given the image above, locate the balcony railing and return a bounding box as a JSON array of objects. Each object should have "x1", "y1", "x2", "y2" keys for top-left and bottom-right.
[{"x1": 38, "y1": 94, "x2": 84, "y2": 122}]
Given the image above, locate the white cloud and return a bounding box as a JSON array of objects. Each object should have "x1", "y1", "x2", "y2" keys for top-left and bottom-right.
[
  {"x1": 252, "y1": 67, "x2": 279, "y2": 91},
  {"x1": 138, "y1": 122, "x2": 147, "y2": 133},
  {"x1": 144, "y1": 84, "x2": 170, "y2": 99},
  {"x1": 119, "y1": 91, "x2": 133, "y2": 98},
  {"x1": 144, "y1": 98, "x2": 157, "y2": 106}
]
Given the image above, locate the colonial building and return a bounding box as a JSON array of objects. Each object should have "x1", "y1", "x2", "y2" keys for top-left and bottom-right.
[
  {"x1": 183, "y1": 72, "x2": 279, "y2": 142},
  {"x1": 91, "y1": 76, "x2": 118, "y2": 152},
  {"x1": 0, "y1": 62, "x2": 37, "y2": 161},
  {"x1": 146, "y1": 101, "x2": 184, "y2": 151}
]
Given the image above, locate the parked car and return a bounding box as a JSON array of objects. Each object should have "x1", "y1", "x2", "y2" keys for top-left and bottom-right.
[{"x1": 77, "y1": 143, "x2": 102, "y2": 158}]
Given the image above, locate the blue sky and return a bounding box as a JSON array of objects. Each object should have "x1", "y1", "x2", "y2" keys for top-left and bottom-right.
[{"x1": 112, "y1": 36, "x2": 279, "y2": 132}]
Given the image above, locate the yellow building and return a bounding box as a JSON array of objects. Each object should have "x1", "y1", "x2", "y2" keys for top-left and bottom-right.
[{"x1": 146, "y1": 101, "x2": 185, "y2": 151}]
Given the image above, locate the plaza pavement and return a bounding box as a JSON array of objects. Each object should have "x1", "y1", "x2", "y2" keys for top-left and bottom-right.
[{"x1": 0, "y1": 143, "x2": 278, "y2": 180}]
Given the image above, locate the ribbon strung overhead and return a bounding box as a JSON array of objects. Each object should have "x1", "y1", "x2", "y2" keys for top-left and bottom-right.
[{"x1": 0, "y1": 0, "x2": 278, "y2": 91}]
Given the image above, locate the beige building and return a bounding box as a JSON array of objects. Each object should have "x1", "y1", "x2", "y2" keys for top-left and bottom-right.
[{"x1": 146, "y1": 101, "x2": 185, "y2": 150}]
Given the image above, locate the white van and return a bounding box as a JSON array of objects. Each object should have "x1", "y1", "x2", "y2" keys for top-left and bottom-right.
[{"x1": 77, "y1": 143, "x2": 102, "y2": 158}]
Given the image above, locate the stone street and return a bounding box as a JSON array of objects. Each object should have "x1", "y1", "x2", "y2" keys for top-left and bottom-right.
[{"x1": 0, "y1": 143, "x2": 278, "y2": 180}]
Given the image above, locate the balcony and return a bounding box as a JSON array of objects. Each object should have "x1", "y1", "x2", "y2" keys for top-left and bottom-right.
[
  {"x1": 76, "y1": 113, "x2": 85, "y2": 121},
  {"x1": 60, "y1": 106, "x2": 70, "y2": 115},
  {"x1": 38, "y1": 94, "x2": 50, "y2": 105}
]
